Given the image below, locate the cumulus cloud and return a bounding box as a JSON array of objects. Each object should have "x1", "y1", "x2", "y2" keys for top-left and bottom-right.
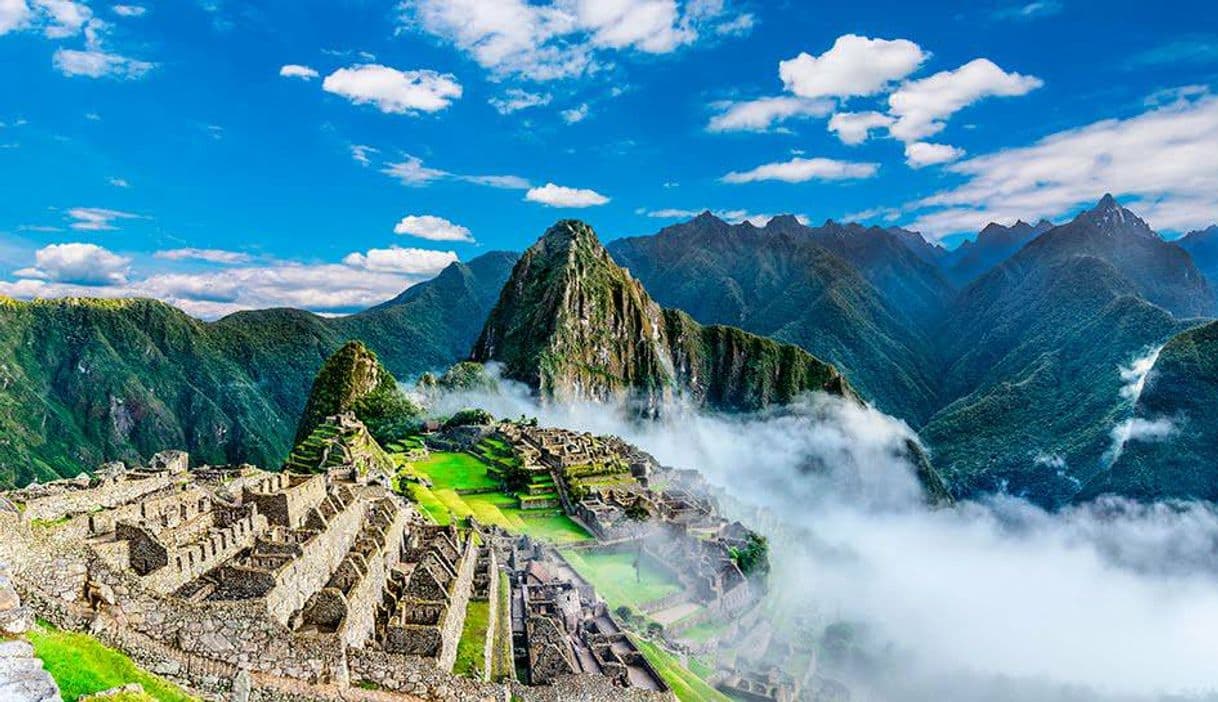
[
  {"x1": 13, "y1": 242, "x2": 131, "y2": 285},
  {"x1": 827, "y1": 110, "x2": 895, "y2": 145},
  {"x1": 525, "y1": 182, "x2": 610, "y2": 207},
  {"x1": 66, "y1": 207, "x2": 142, "y2": 231},
  {"x1": 279, "y1": 63, "x2": 319, "y2": 80},
  {"x1": 721, "y1": 156, "x2": 878, "y2": 184},
  {"x1": 0, "y1": 0, "x2": 32, "y2": 35},
  {"x1": 154, "y1": 248, "x2": 252, "y2": 265},
  {"x1": 53, "y1": 48, "x2": 154, "y2": 78},
  {"x1": 489, "y1": 88, "x2": 552, "y2": 114},
  {"x1": 908, "y1": 94, "x2": 1218, "y2": 237},
  {"x1": 393, "y1": 214, "x2": 474, "y2": 242},
  {"x1": 3, "y1": 245, "x2": 459, "y2": 318},
  {"x1": 560, "y1": 102, "x2": 589, "y2": 124},
  {"x1": 707, "y1": 96, "x2": 832, "y2": 133},
  {"x1": 779, "y1": 34, "x2": 927, "y2": 99},
  {"x1": 904, "y1": 141, "x2": 965, "y2": 168},
  {"x1": 321, "y1": 64, "x2": 462, "y2": 114},
  {"x1": 887, "y1": 58, "x2": 1043, "y2": 142},
  {"x1": 398, "y1": 0, "x2": 752, "y2": 81}
]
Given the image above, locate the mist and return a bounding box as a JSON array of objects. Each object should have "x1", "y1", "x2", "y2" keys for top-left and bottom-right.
[{"x1": 427, "y1": 372, "x2": 1218, "y2": 701}]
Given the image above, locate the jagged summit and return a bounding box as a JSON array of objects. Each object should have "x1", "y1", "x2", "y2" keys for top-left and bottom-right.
[
  {"x1": 1079, "y1": 193, "x2": 1156, "y2": 239},
  {"x1": 471, "y1": 219, "x2": 853, "y2": 412}
]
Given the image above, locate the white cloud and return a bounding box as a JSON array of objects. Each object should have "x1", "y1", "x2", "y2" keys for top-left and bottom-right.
[
  {"x1": 712, "y1": 11, "x2": 753, "y2": 36},
  {"x1": 888, "y1": 58, "x2": 1043, "y2": 142},
  {"x1": 721, "y1": 156, "x2": 879, "y2": 184},
  {"x1": 36, "y1": 0, "x2": 91, "y2": 38},
  {"x1": 3, "y1": 245, "x2": 459, "y2": 317},
  {"x1": 707, "y1": 96, "x2": 832, "y2": 133},
  {"x1": 154, "y1": 248, "x2": 252, "y2": 264},
  {"x1": 904, "y1": 141, "x2": 965, "y2": 168},
  {"x1": 525, "y1": 182, "x2": 610, "y2": 207},
  {"x1": 393, "y1": 214, "x2": 474, "y2": 242},
  {"x1": 349, "y1": 144, "x2": 378, "y2": 166},
  {"x1": 398, "y1": 0, "x2": 751, "y2": 81},
  {"x1": 53, "y1": 48, "x2": 154, "y2": 79},
  {"x1": 1119, "y1": 346, "x2": 1163, "y2": 403},
  {"x1": 321, "y1": 64, "x2": 462, "y2": 115},
  {"x1": 66, "y1": 207, "x2": 142, "y2": 231},
  {"x1": 107, "y1": 176, "x2": 129, "y2": 188},
  {"x1": 909, "y1": 94, "x2": 1218, "y2": 237},
  {"x1": 827, "y1": 110, "x2": 895, "y2": 145},
  {"x1": 560, "y1": 102, "x2": 589, "y2": 124},
  {"x1": 994, "y1": 1, "x2": 1063, "y2": 20},
  {"x1": 489, "y1": 88, "x2": 552, "y2": 114},
  {"x1": 14, "y1": 242, "x2": 130, "y2": 285},
  {"x1": 110, "y1": 4, "x2": 145, "y2": 17},
  {"x1": 0, "y1": 0, "x2": 32, "y2": 35},
  {"x1": 779, "y1": 34, "x2": 926, "y2": 99},
  {"x1": 381, "y1": 154, "x2": 531, "y2": 191},
  {"x1": 279, "y1": 63, "x2": 319, "y2": 80},
  {"x1": 340, "y1": 246, "x2": 458, "y2": 274},
  {"x1": 1107, "y1": 417, "x2": 1178, "y2": 465},
  {"x1": 642, "y1": 207, "x2": 803, "y2": 227},
  {"x1": 381, "y1": 155, "x2": 450, "y2": 186}
]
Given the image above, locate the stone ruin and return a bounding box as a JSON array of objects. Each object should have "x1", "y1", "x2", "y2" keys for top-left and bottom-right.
[{"x1": 0, "y1": 451, "x2": 677, "y2": 702}]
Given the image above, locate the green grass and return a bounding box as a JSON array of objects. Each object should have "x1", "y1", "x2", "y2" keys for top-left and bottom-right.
[
  {"x1": 676, "y1": 619, "x2": 728, "y2": 645},
  {"x1": 27, "y1": 623, "x2": 197, "y2": 702},
  {"x1": 409, "y1": 451, "x2": 501, "y2": 491},
  {"x1": 630, "y1": 635, "x2": 731, "y2": 702},
  {"x1": 400, "y1": 452, "x2": 591, "y2": 545},
  {"x1": 454, "y1": 600, "x2": 490, "y2": 678},
  {"x1": 491, "y1": 571, "x2": 513, "y2": 682},
  {"x1": 559, "y1": 549, "x2": 681, "y2": 608}
]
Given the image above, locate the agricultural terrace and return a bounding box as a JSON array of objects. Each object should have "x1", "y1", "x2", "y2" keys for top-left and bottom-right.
[{"x1": 393, "y1": 439, "x2": 592, "y2": 545}]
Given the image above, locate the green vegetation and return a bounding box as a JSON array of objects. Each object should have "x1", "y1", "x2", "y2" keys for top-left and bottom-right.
[
  {"x1": 436, "y1": 362, "x2": 500, "y2": 393},
  {"x1": 284, "y1": 415, "x2": 395, "y2": 477},
  {"x1": 730, "y1": 533, "x2": 770, "y2": 577},
  {"x1": 400, "y1": 450, "x2": 591, "y2": 544},
  {"x1": 294, "y1": 341, "x2": 420, "y2": 445},
  {"x1": 443, "y1": 408, "x2": 495, "y2": 430},
  {"x1": 28, "y1": 623, "x2": 196, "y2": 702},
  {"x1": 470, "y1": 219, "x2": 850, "y2": 414},
  {"x1": 629, "y1": 635, "x2": 731, "y2": 702},
  {"x1": 560, "y1": 549, "x2": 681, "y2": 608},
  {"x1": 0, "y1": 252, "x2": 517, "y2": 488},
  {"x1": 454, "y1": 600, "x2": 490, "y2": 678}
]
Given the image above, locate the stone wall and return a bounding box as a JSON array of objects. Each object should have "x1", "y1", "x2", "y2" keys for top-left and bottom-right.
[
  {"x1": 264, "y1": 496, "x2": 367, "y2": 626},
  {"x1": 334, "y1": 500, "x2": 409, "y2": 649},
  {"x1": 20, "y1": 472, "x2": 174, "y2": 523},
  {"x1": 243, "y1": 474, "x2": 327, "y2": 529},
  {"x1": 137, "y1": 507, "x2": 267, "y2": 595},
  {"x1": 345, "y1": 648, "x2": 506, "y2": 702}
]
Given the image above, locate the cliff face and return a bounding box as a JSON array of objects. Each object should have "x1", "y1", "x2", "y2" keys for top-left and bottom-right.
[{"x1": 471, "y1": 220, "x2": 852, "y2": 412}]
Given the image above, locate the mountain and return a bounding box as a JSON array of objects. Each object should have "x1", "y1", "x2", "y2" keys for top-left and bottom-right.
[
  {"x1": 471, "y1": 220, "x2": 853, "y2": 413},
  {"x1": 0, "y1": 253, "x2": 516, "y2": 487},
  {"x1": 941, "y1": 219, "x2": 1052, "y2": 286},
  {"x1": 923, "y1": 196, "x2": 1204, "y2": 504},
  {"x1": 1177, "y1": 225, "x2": 1218, "y2": 292},
  {"x1": 1078, "y1": 320, "x2": 1218, "y2": 501},
  {"x1": 608, "y1": 213, "x2": 944, "y2": 423},
  {"x1": 888, "y1": 226, "x2": 947, "y2": 266},
  {"x1": 294, "y1": 340, "x2": 415, "y2": 445}
]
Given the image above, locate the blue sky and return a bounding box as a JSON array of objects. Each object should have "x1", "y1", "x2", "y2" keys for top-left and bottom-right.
[{"x1": 0, "y1": 0, "x2": 1216, "y2": 316}]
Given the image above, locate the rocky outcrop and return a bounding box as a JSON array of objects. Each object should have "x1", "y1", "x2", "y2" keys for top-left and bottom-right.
[
  {"x1": 0, "y1": 563, "x2": 62, "y2": 702},
  {"x1": 471, "y1": 220, "x2": 853, "y2": 413}
]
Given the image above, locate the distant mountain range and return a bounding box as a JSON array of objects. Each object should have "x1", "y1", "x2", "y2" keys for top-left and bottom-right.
[{"x1": 1, "y1": 195, "x2": 1215, "y2": 507}]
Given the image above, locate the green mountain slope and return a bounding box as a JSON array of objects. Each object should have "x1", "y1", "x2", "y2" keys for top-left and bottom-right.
[
  {"x1": 1079, "y1": 320, "x2": 1218, "y2": 500},
  {"x1": 923, "y1": 197, "x2": 1204, "y2": 504},
  {"x1": 0, "y1": 253, "x2": 516, "y2": 487},
  {"x1": 607, "y1": 213, "x2": 943, "y2": 424},
  {"x1": 472, "y1": 220, "x2": 853, "y2": 412}
]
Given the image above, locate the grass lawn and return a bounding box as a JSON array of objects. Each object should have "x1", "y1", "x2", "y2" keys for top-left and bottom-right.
[
  {"x1": 630, "y1": 635, "x2": 731, "y2": 702},
  {"x1": 559, "y1": 549, "x2": 681, "y2": 609},
  {"x1": 676, "y1": 618, "x2": 729, "y2": 645},
  {"x1": 409, "y1": 452, "x2": 501, "y2": 492},
  {"x1": 454, "y1": 600, "x2": 490, "y2": 678},
  {"x1": 28, "y1": 623, "x2": 196, "y2": 702}
]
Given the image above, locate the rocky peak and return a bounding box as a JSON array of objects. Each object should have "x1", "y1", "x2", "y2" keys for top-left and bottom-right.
[
  {"x1": 294, "y1": 341, "x2": 401, "y2": 444},
  {"x1": 1081, "y1": 193, "x2": 1156, "y2": 239}
]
